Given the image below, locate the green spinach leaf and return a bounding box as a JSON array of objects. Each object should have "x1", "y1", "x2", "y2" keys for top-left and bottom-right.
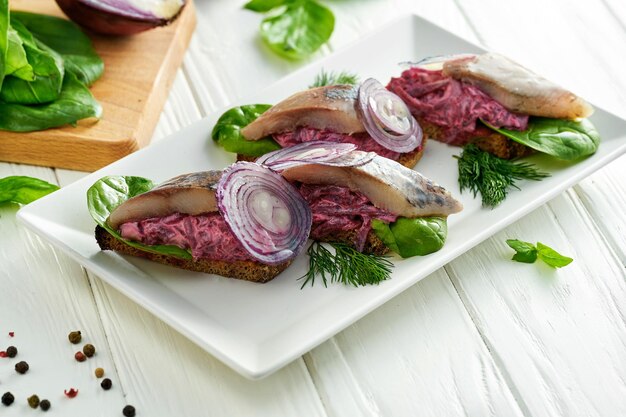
[
  {"x1": 506, "y1": 239, "x2": 538, "y2": 263},
  {"x1": 486, "y1": 118, "x2": 600, "y2": 161},
  {"x1": 371, "y1": 217, "x2": 447, "y2": 258},
  {"x1": 87, "y1": 176, "x2": 192, "y2": 260},
  {"x1": 0, "y1": 72, "x2": 101, "y2": 132},
  {"x1": 0, "y1": 0, "x2": 8, "y2": 90},
  {"x1": 260, "y1": 0, "x2": 334, "y2": 60},
  {"x1": 5, "y1": 26, "x2": 33, "y2": 80},
  {"x1": 0, "y1": 176, "x2": 59, "y2": 204},
  {"x1": 536, "y1": 242, "x2": 573, "y2": 268},
  {"x1": 244, "y1": 0, "x2": 290, "y2": 12},
  {"x1": 212, "y1": 104, "x2": 281, "y2": 157}
]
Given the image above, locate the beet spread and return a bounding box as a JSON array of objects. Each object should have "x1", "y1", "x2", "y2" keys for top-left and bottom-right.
[
  {"x1": 296, "y1": 183, "x2": 397, "y2": 251},
  {"x1": 387, "y1": 67, "x2": 528, "y2": 146},
  {"x1": 119, "y1": 212, "x2": 254, "y2": 262}
]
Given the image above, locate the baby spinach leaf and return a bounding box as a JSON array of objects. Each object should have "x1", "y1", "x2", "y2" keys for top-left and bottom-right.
[
  {"x1": 87, "y1": 176, "x2": 193, "y2": 260},
  {"x1": 372, "y1": 217, "x2": 447, "y2": 258},
  {"x1": 212, "y1": 104, "x2": 281, "y2": 157},
  {"x1": 506, "y1": 239, "x2": 538, "y2": 263},
  {"x1": 244, "y1": 0, "x2": 290, "y2": 12},
  {"x1": 0, "y1": 176, "x2": 59, "y2": 205},
  {"x1": 0, "y1": 72, "x2": 101, "y2": 132},
  {"x1": 5, "y1": 27, "x2": 33, "y2": 80},
  {"x1": 0, "y1": 0, "x2": 8, "y2": 90},
  {"x1": 536, "y1": 242, "x2": 573, "y2": 268},
  {"x1": 260, "y1": 0, "x2": 334, "y2": 60},
  {"x1": 486, "y1": 118, "x2": 600, "y2": 161}
]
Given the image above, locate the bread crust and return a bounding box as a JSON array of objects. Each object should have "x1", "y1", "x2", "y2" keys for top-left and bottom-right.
[
  {"x1": 315, "y1": 228, "x2": 390, "y2": 256},
  {"x1": 94, "y1": 226, "x2": 291, "y2": 283}
]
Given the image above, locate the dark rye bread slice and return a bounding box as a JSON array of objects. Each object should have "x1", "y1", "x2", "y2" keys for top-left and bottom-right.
[
  {"x1": 95, "y1": 226, "x2": 292, "y2": 283},
  {"x1": 319, "y1": 228, "x2": 390, "y2": 256}
]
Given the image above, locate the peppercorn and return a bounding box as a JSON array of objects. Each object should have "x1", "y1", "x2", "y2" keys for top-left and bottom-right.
[
  {"x1": 123, "y1": 405, "x2": 136, "y2": 417},
  {"x1": 95, "y1": 367, "x2": 105, "y2": 378},
  {"x1": 8, "y1": 332, "x2": 14, "y2": 337},
  {"x1": 15, "y1": 360, "x2": 29, "y2": 374},
  {"x1": 1, "y1": 392, "x2": 14, "y2": 406},
  {"x1": 68, "y1": 331, "x2": 82, "y2": 344},
  {"x1": 75, "y1": 351, "x2": 86, "y2": 362},
  {"x1": 27, "y1": 395, "x2": 40, "y2": 409},
  {"x1": 101, "y1": 378, "x2": 112, "y2": 390},
  {"x1": 83, "y1": 343, "x2": 96, "y2": 358},
  {"x1": 6, "y1": 346, "x2": 17, "y2": 358},
  {"x1": 64, "y1": 388, "x2": 79, "y2": 398},
  {"x1": 40, "y1": 399, "x2": 51, "y2": 411}
]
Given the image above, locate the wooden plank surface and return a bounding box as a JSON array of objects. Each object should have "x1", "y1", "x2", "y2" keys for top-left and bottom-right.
[{"x1": 0, "y1": 0, "x2": 196, "y2": 171}]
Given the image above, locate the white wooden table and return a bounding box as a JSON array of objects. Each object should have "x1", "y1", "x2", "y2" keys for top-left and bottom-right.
[{"x1": 2, "y1": 1, "x2": 626, "y2": 416}]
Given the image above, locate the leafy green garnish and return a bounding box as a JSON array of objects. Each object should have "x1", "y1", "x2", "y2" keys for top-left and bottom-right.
[
  {"x1": 309, "y1": 69, "x2": 359, "y2": 88},
  {"x1": 486, "y1": 118, "x2": 600, "y2": 161},
  {"x1": 87, "y1": 176, "x2": 193, "y2": 260},
  {"x1": 299, "y1": 242, "x2": 393, "y2": 288},
  {"x1": 244, "y1": 0, "x2": 288, "y2": 12},
  {"x1": 5, "y1": 26, "x2": 33, "y2": 80},
  {"x1": 212, "y1": 104, "x2": 281, "y2": 157},
  {"x1": 0, "y1": 0, "x2": 9, "y2": 90},
  {"x1": 371, "y1": 217, "x2": 447, "y2": 258},
  {"x1": 506, "y1": 239, "x2": 572, "y2": 268},
  {"x1": 0, "y1": 176, "x2": 59, "y2": 204},
  {"x1": 455, "y1": 144, "x2": 550, "y2": 207}
]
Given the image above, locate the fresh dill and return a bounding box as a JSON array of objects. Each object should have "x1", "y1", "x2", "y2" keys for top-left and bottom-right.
[
  {"x1": 454, "y1": 144, "x2": 550, "y2": 208},
  {"x1": 310, "y1": 69, "x2": 359, "y2": 88},
  {"x1": 299, "y1": 242, "x2": 394, "y2": 288}
]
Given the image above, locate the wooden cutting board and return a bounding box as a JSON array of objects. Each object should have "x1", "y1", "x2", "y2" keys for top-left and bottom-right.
[{"x1": 0, "y1": 0, "x2": 196, "y2": 171}]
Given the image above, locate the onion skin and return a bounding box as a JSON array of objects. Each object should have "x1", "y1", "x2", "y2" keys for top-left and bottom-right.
[{"x1": 55, "y1": 0, "x2": 184, "y2": 36}]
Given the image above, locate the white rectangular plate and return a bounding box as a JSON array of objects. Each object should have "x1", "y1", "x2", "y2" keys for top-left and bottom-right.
[{"x1": 18, "y1": 15, "x2": 626, "y2": 379}]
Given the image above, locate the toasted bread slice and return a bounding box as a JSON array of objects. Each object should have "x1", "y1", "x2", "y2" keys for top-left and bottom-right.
[
  {"x1": 315, "y1": 228, "x2": 390, "y2": 256},
  {"x1": 95, "y1": 226, "x2": 291, "y2": 283}
]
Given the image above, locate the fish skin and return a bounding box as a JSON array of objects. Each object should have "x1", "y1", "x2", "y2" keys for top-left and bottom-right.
[
  {"x1": 241, "y1": 85, "x2": 365, "y2": 140},
  {"x1": 107, "y1": 171, "x2": 221, "y2": 230},
  {"x1": 442, "y1": 53, "x2": 594, "y2": 120},
  {"x1": 281, "y1": 152, "x2": 463, "y2": 218}
]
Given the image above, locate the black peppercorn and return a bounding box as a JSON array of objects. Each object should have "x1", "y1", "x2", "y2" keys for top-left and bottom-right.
[
  {"x1": 68, "y1": 331, "x2": 82, "y2": 344},
  {"x1": 27, "y1": 395, "x2": 40, "y2": 409},
  {"x1": 123, "y1": 405, "x2": 136, "y2": 417},
  {"x1": 15, "y1": 360, "x2": 29, "y2": 374},
  {"x1": 40, "y1": 399, "x2": 51, "y2": 411},
  {"x1": 1, "y1": 392, "x2": 14, "y2": 406},
  {"x1": 83, "y1": 343, "x2": 96, "y2": 358},
  {"x1": 6, "y1": 345, "x2": 17, "y2": 358},
  {"x1": 101, "y1": 378, "x2": 112, "y2": 390}
]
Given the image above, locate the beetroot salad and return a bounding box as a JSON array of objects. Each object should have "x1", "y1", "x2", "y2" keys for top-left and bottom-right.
[{"x1": 387, "y1": 67, "x2": 528, "y2": 146}]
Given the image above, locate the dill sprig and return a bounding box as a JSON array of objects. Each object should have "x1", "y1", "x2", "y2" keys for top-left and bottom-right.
[
  {"x1": 454, "y1": 144, "x2": 550, "y2": 208},
  {"x1": 299, "y1": 242, "x2": 394, "y2": 288},
  {"x1": 309, "y1": 69, "x2": 359, "y2": 88}
]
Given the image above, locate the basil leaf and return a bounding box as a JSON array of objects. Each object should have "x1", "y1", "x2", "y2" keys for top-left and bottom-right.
[
  {"x1": 506, "y1": 239, "x2": 538, "y2": 263},
  {"x1": 5, "y1": 26, "x2": 33, "y2": 80},
  {"x1": 87, "y1": 176, "x2": 192, "y2": 260},
  {"x1": 0, "y1": 71, "x2": 101, "y2": 132},
  {"x1": 260, "y1": 0, "x2": 334, "y2": 60},
  {"x1": 0, "y1": 0, "x2": 8, "y2": 90},
  {"x1": 212, "y1": 104, "x2": 281, "y2": 157},
  {"x1": 536, "y1": 242, "x2": 573, "y2": 268},
  {"x1": 486, "y1": 118, "x2": 600, "y2": 161},
  {"x1": 0, "y1": 176, "x2": 59, "y2": 204},
  {"x1": 244, "y1": 0, "x2": 290, "y2": 12},
  {"x1": 372, "y1": 217, "x2": 447, "y2": 258},
  {"x1": 11, "y1": 12, "x2": 103, "y2": 86}
]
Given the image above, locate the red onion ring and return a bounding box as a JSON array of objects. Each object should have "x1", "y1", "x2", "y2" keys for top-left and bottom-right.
[
  {"x1": 217, "y1": 162, "x2": 312, "y2": 265},
  {"x1": 357, "y1": 78, "x2": 422, "y2": 153},
  {"x1": 256, "y1": 141, "x2": 375, "y2": 172}
]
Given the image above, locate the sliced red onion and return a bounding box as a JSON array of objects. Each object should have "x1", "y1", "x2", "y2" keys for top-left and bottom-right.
[
  {"x1": 256, "y1": 141, "x2": 375, "y2": 172},
  {"x1": 357, "y1": 78, "x2": 422, "y2": 153},
  {"x1": 217, "y1": 162, "x2": 312, "y2": 265}
]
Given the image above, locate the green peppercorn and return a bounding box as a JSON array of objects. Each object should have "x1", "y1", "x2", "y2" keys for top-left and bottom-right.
[
  {"x1": 68, "y1": 331, "x2": 82, "y2": 344},
  {"x1": 27, "y1": 395, "x2": 40, "y2": 409},
  {"x1": 6, "y1": 346, "x2": 17, "y2": 358},
  {"x1": 83, "y1": 343, "x2": 96, "y2": 358},
  {"x1": 95, "y1": 367, "x2": 105, "y2": 378},
  {"x1": 101, "y1": 378, "x2": 112, "y2": 390},
  {"x1": 1, "y1": 392, "x2": 14, "y2": 406},
  {"x1": 15, "y1": 360, "x2": 29, "y2": 374},
  {"x1": 75, "y1": 351, "x2": 86, "y2": 362},
  {"x1": 40, "y1": 399, "x2": 51, "y2": 411},
  {"x1": 123, "y1": 405, "x2": 136, "y2": 417}
]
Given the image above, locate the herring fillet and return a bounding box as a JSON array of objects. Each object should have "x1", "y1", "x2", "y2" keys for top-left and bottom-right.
[
  {"x1": 442, "y1": 53, "x2": 594, "y2": 120},
  {"x1": 241, "y1": 85, "x2": 365, "y2": 140}
]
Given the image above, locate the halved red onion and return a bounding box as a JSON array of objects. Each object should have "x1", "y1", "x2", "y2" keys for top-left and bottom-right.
[
  {"x1": 256, "y1": 141, "x2": 375, "y2": 172},
  {"x1": 217, "y1": 162, "x2": 312, "y2": 265},
  {"x1": 357, "y1": 78, "x2": 422, "y2": 153}
]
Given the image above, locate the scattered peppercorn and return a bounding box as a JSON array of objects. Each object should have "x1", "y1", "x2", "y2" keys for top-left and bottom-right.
[
  {"x1": 27, "y1": 395, "x2": 40, "y2": 409},
  {"x1": 0, "y1": 351, "x2": 7, "y2": 358},
  {"x1": 40, "y1": 399, "x2": 51, "y2": 411},
  {"x1": 8, "y1": 332, "x2": 14, "y2": 337},
  {"x1": 64, "y1": 388, "x2": 79, "y2": 398},
  {"x1": 83, "y1": 343, "x2": 96, "y2": 358},
  {"x1": 123, "y1": 405, "x2": 136, "y2": 417},
  {"x1": 1, "y1": 392, "x2": 14, "y2": 406},
  {"x1": 6, "y1": 346, "x2": 17, "y2": 358},
  {"x1": 75, "y1": 351, "x2": 86, "y2": 362},
  {"x1": 95, "y1": 367, "x2": 105, "y2": 378},
  {"x1": 68, "y1": 331, "x2": 82, "y2": 344},
  {"x1": 15, "y1": 360, "x2": 29, "y2": 374},
  {"x1": 101, "y1": 378, "x2": 112, "y2": 390}
]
